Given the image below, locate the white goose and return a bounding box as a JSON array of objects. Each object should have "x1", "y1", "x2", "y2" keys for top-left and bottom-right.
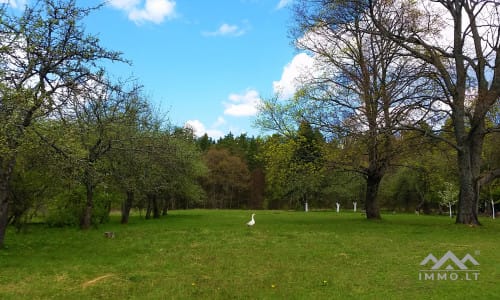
[{"x1": 246, "y1": 213, "x2": 256, "y2": 226}]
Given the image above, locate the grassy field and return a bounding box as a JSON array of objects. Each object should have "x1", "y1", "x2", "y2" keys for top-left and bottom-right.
[{"x1": 0, "y1": 210, "x2": 498, "y2": 299}]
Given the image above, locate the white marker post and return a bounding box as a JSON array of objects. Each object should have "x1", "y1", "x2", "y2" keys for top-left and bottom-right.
[
  {"x1": 305, "y1": 201, "x2": 309, "y2": 212},
  {"x1": 492, "y1": 200, "x2": 496, "y2": 220},
  {"x1": 353, "y1": 201, "x2": 357, "y2": 212},
  {"x1": 336, "y1": 202, "x2": 340, "y2": 213}
]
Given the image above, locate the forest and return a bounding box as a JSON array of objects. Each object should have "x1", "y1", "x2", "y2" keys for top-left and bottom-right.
[{"x1": 0, "y1": 0, "x2": 499, "y2": 250}]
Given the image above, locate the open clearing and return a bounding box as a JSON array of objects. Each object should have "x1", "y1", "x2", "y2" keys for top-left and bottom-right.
[{"x1": 0, "y1": 210, "x2": 498, "y2": 299}]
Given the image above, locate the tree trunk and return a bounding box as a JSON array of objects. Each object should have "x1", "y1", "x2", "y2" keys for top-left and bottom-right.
[
  {"x1": 152, "y1": 194, "x2": 160, "y2": 219},
  {"x1": 145, "y1": 194, "x2": 152, "y2": 220},
  {"x1": 455, "y1": 145, "x2": 481, "y2": 225},
  {"x1": 0, "y1": 189, "x2": 9, "y2": 249},
  {"x1": 80, "y1": 181, "x2": 94, "y2": 229},
  {"x1": 454, "y1": 103, "x2": 483, "y2": 225},
  {"x1": 162, "y1": 196, "x2": 169, "y2": 216},
  {"x1": 0, "y1": 157, "x2": 16, "y2": 249},
  {"x1": 365, "y1": 172, "x2": 382, "y2": 219},
  {"x1": 121, "y1": 190, "x2": 134, "y2": 224}
]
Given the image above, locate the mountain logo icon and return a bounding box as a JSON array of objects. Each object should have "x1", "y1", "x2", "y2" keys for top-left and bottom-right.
[{"x1": 420, "y1": 251, "x2": 479, "y2": 270}]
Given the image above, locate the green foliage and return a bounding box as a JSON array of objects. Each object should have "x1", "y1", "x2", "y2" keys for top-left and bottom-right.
[
  {"x1": 45, "y1": 187, "x2": 84, "y2": 227},
  {"x1": 438, "y1": 182, "x2": 459, "y2": 207},
  {"x1": 44, "y1": 185, "x2": 117, "y2": 227},
  {"x1": 0, "y1": 0, "x2": 128, "y2": 246},
  {"x1": 260, "y1": 125, "x2": 329, "y2": 210},
  {"x1": 202, "y1": 147, "x2": 250, "y2": 208}
]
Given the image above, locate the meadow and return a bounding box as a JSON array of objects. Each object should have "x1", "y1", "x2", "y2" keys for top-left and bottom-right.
[{"x1": 0, "y1": 210, "x2": 498, "y2": 299}]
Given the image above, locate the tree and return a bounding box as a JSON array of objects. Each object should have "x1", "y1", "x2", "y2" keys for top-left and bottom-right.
[
  {"x1": 260, "y1": 0, "x2": 438, "y2": 218},
  {"x1": 202, "y1": 148, "x2": 250, "y2": 209},
  {"x1": 259, "y1": 129, "x2": 326, "y2": 210},
  {"x1": 38, "y1": 77, "x2": 142, "y2": 229},
  {"x1": 0, "y1": 0, "x2": 124, "y2": 247},
  {"x1": 197, "y1": 133, "x2": 214, "y2": 152},
  {"x1": 163, "y1": 127, "x2": 207, "y2": 211},
  {"x1": 438, "y1": 182, "x2": 459, "y2": 218},
  {"x1": 7, "y1": 128, "x2": 58, "y2": 229},
  {"x1": 133, "y1": 125, "x2": 206, "y2": 218},
  {"x1": 292, "y1": 121, "x2": 325, "y2": 210},
  {"x1": 378, "y1": 121, "x2": 457, "y2": 213},
  {"x1": 369, "y1": 0, "x2": 500, "y2": 225},
  {"x1": 107, "y1": 93, "x2": 152, "y2": 224}
]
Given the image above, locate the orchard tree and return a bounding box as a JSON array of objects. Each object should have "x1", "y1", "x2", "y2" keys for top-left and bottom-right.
[
  {"x1": 7, "y1": 128, "x2": 58, "y2": 229},
  {"x1": 163, "y1": 127, "x2": 207, "y2": 211},
  {"x1": 369, "y1": 0, "x2": 500, "y2": 225},
  {"x1": 107, "y1": 94, "x2": 152, "y2": 224},
  {"x1": 38, "y1": 77, "x2": 143, "y2": 229},
  {"x1": 138, "y1": 126, "x2": 206, "y2": 217},
  {"x1": 0, "y1": 0, "x2": 124, "y2": 247}
]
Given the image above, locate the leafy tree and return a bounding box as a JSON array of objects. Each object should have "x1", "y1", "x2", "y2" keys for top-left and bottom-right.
[
  {"x1": 202, "y1": 133, "x2": 264, "y2": 208},
  {"x1": 260, "y1": 127, "x2": 326, "y2": 210},
  {"x1": 38, "y1": 77, "x2": 142, "y2": 229},
  {"x1": 197, "y1": 133, "x2": 214, "y2": 152},
  {"x1": 133, "y1": 125, "x2": 206, "y2": 218},
  {"x1": 438, "y1": 182, "x2": 459, "y2": 218},
  {"x1": 104, "y1": 89, "x2": 152, "y2": 224},
  {"x1": 379, "y1": 121, "x2": 457, "y2": 213},
  {"x1": 0, "y1": 0, "x2": 124, "y2": 247},
  {"x1": 163, "y1": 127, "x2": 207, "y2": 210},
  {"x1": 202, "y1": 147, "x2": 250, "y2": 209},
  {"x1": 292, "y1": 121, "x2": 325, "y2": 209},
  {"x1": 7, "y1": 129, "x2": 57, "y2": 229}
]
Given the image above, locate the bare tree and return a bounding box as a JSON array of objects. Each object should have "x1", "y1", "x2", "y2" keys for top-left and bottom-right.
[
  {"x1": 369, "y1": 0, "x2": 500, "y2": 225},
  {"x1": 260, "y1": 0, "x2": 439, "y2": 219}
]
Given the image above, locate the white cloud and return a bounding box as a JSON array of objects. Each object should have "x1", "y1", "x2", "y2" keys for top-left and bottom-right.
[
  {"x1": 185, "y1": 119, "x2": 205, "y2": 136},
  {"x1": 273, "y1": 52, "x2": 314, "y2": 99},
  {"x1": 109, "y1": 0, "x2": 176, "y2": 24},
  {"x1": 185, "y1": 119, "x2": 224, "y2": 139},
  {"x1": 276, "y1": 0, "x2": 292, "y2": 10},
  {"x1": 213, "y1": 116, "x2": 226, "y2": 127},
  {"x1": 202, "y1": 23, "x2": 247, "y2": 37},
  {"x1": 224, "y1": 89, "x2": 262, "y2": 117}
]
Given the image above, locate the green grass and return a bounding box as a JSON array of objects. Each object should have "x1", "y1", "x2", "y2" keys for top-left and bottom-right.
[{"x1": 0, "y1": 210, "x2": 498, "y2": 299}]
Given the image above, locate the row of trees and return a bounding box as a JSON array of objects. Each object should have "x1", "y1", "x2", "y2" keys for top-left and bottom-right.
[
  {"x1": 0, "y1": 0, "x2": 127, "y2": 247},
  {"x1": 0, "y1": 0, "x2": 206, "y2": 248}
]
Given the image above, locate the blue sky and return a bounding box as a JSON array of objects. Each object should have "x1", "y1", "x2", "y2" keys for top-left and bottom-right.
[{"x1": 69, "y1": 0, "x2": 305, "y2": 139}]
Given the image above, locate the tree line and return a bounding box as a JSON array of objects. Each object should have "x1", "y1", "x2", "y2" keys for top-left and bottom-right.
[{"x1": 0, "y1": 0, "x2": 499, "y2": 249}]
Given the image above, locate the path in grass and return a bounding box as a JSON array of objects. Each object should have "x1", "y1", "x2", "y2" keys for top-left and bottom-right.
[{"x1": 0, "y1": 210, "x2": 498, "y2": 299}]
